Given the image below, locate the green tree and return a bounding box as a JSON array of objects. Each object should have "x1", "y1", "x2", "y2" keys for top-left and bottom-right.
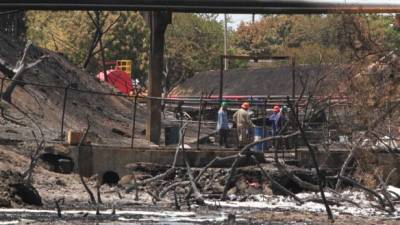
[
  {"x1": 234, "y1": 15, "x2": 345, "y2": 64},
  {"x1": 165, "y1": 13, "x2": 224, "y2": 88},
  {"x1": 233, "y1": 14, "x2": 400, "y2": 65},
  {"x1": 102, "y1": 12, "x2": 149, "y2": 83},
  {"x1": 26, "y1": 11, "x2": 93, "y2": 65},
  {"x1": 26, "y1": 11, "x2": 150, "y2": 82}
]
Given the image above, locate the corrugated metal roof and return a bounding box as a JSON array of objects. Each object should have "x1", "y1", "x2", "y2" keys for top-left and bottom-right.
[{"x1": 171, "y1": 65, "x2": 346, "y2": 96}]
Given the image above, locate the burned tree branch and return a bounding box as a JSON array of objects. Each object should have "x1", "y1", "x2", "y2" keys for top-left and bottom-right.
[
  {"x1": 126, "y1": 124, "x2": 188, "y2": 193},
  {"x1": 251, "y1": 155, "x2": 303, "y2": 204},
  {"x1": 2, "y1": 41, "x2": 48, "y2": 103},
  {"x1": 273, "y1": 154, "x2": 319, "y2": 192},
  {"x1": 132, "y1": 172, "x2": 139, "y2": 201},
  {"x1": 22, "y1": 130, "x2": 45, "y2": 184},
  {"x1": 270, "y1": 123, "x2": 319, "y2": 192},
  {"x1": 183, "y1": 149, "x2": 205, "y2": 205},
  {"x1": 78, "y1": 117, "x2": 96, "y2": 205},
  {"x1": 221, "y1": 155, "x2": 240, "y2": 200},
  {"x1": 220, "y1": 131, "x2": 300, "y2": 200},
  {"x1": 83, "y1": 11, "x2": 120, "y2": 72},
  {"x1": 176, "y1": 121, "x2": 204, "y2": 204},
  {"x1": 54, "y1": 197, "x2": 64, "y2": 218},
  {"x1": 338, "y1": 175, "x2": 386, "y2": 209},
  {"x1": 374, "y1": 171, "x2": 395, "y2": 212},
  {"x1": 335, "y1": 143, "x2": 360, "y2": 191},
  {"x1": 96, "y1": 184, "x2": 103, "y2": 204},
  {"x1": 174, "y1": 188, "x2": 181, "y2": 210},
  {"x1": 160, "y1": 181, "x2": 190, "y2": 198},
  {"x1": 287, "y1": 97, "x2": 334, "y2": 221},
  {"x1": 385, "y1": 168, "x2": 397, "y2": 186}
]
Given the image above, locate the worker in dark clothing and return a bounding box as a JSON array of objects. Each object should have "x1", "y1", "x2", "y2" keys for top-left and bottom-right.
[
  {"x1": 269, "y1": 105, "x2": 281, "y2": 135},
  {"x1": 217, "y1": 101, "x2": 230, "y2": 148},
  {"x1": 269, "y1": 105, "x2": 288, "y2": 135},
  {"x1": 269, "y1": 105, "x2": 289, "y2": 149}
]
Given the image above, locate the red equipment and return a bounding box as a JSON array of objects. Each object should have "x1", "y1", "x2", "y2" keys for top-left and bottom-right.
[{"x1": 97, "y1": 67, "x2": 133, "y2": 94}]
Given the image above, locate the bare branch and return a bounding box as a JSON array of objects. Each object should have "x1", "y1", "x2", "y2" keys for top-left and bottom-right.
[
  {"x1": 22, "y1": 130, "x2": 45, "y2": 184},
  {"x1": 78, "y1": 117, "x2": 96, "y2": 205}
]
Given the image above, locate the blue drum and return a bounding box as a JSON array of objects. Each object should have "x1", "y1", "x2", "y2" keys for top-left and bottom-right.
[{"x1": 253, "y1": 126, "x2": 270, "y2": 152}]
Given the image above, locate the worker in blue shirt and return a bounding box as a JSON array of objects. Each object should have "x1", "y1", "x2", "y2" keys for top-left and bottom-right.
[
  {"x1": 269, "y1": 105, "x2": 281, "y2": 135},
  {"x1": 217, "y1": 101, "x2": 230, "y2": 148}
]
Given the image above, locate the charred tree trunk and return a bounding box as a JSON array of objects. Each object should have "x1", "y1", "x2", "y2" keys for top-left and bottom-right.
[{"x1": 1, "y1": 41, "x2": 47, "y2": 103}]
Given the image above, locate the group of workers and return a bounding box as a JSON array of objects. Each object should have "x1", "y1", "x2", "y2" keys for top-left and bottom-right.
[{"x1": 217, "y1": 101, "x2": 288, "y2": 148}]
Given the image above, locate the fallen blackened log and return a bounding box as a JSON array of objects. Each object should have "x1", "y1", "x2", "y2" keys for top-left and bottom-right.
[
  {"x1": 251, "y1": 155, "x2": 303, "y2": 204},
  {"x1": 273, "y1": 144, "x2": 319, "y2": 192},
  {"x1": 9, "y1": 182, "x2": 42, "y2": 206}
]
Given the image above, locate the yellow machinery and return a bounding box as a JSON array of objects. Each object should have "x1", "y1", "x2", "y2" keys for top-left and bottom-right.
[{"x1": 116, "y1": 60, "x2": 132, "y2": 78}]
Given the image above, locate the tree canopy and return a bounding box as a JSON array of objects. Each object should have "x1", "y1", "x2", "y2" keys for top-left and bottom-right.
[{"x1": 24, "y1": 12, "x2": 400, "y2": 88}]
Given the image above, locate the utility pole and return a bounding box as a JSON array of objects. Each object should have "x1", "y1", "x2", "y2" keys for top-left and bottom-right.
[{"x1": 224, "y1": 14, "x2": 228, "y2": 70}]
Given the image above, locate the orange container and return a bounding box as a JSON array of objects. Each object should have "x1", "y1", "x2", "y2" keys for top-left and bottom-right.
[{"x1": 67, "y1": 130, "x2": 82, "y2": 145}]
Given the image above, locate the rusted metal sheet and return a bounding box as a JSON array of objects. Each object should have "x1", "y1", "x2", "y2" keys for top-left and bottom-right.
[{"x1": 1, "y1": 1, "x2": 400, "y2": 13}]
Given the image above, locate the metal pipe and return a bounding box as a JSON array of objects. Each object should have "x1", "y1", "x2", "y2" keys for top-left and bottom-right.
[
  {"x1": 196, "y1": 94, "x2": 204, "y2": 150},
  {"x1": 291, "y1": 58, "x2": 296, "y2": 99},
  {"x1": 1, "y1": 1, "x2": 400, "y2": 13},
  {"x1": 219, "y1": 56, "x2": 224, "y2": 105},
  {"x1": 224, "y1": 14, "x2": 228, "y2": 70}
]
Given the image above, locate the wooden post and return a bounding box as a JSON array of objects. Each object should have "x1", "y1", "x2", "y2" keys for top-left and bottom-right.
[
  {"x1": 262, "y1": 98, "x2": 267, "y2": 150},
  {"x1": 327, "y1": 97, "x2": 332, "y2": 150},
  {"x1": 60, "y1": 86, "x2": 69, "y2": 140},
  {"x1": 146, "y1": 11, "x2": 171, "y2": 144},
  {"x1": 131, "y1": 94, "x2": 138, "y2": 148},
  {"x1": 291, "y1": 57, "x2": 296, "y2": 99}
]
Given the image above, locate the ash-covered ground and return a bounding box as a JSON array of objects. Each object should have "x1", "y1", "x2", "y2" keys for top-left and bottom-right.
[{"x1": 1, "y1": 33, "x2": 400, "y2": 225}]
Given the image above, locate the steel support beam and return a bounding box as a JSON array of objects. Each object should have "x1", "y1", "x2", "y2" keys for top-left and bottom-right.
[
  {"x1": 146, "y1": 11, "x2": 171, "y2": 144},
  {"x1": 1, "y1": 1, "x2": 400, "y2": 13}
]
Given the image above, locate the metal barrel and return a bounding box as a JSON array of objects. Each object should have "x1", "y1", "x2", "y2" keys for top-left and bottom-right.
[{"x1": 253, "y1": 126, "x2": 269, "y2": 152}]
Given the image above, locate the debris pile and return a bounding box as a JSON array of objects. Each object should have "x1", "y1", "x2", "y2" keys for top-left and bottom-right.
[{"x1": 0, "y1": 33, "x2": 148, "y2": 145}]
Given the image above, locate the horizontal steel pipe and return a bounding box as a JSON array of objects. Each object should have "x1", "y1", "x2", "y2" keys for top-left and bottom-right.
[{"x1": 1, "y1": 0, "x2": 400, "y2": 13}]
